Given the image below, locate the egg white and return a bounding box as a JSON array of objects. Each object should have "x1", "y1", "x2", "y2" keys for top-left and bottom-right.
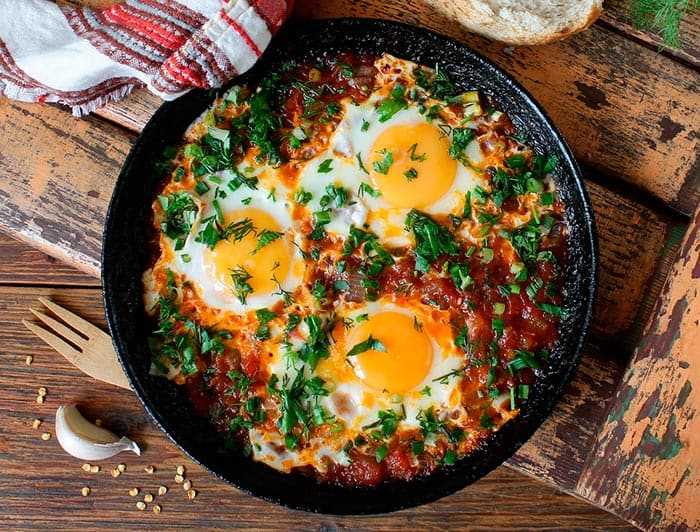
[
  {"x1": 297, "y1": 96, "x2": 486, "y2": 249},
  {"x1": 166, "y1": 170, "x2": 303, "y2": 313},
  {"x1": 252, "y1": 298, "x2": 465, "y2": 472}
]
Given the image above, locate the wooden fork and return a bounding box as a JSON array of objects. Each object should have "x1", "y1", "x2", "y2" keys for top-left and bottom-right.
[{"x1": 22, "y1": 297, "x2": 131, "y2": 390}]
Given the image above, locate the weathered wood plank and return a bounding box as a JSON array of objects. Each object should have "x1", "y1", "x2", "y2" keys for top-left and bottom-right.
[
  {"x1": 577, "y1": 205, "x2": 700, "y2": 531},
  {"x1": 97, "y1": 4, "x2": 700, "y2": 214},
  {"x1": 0, "y1": 99, "x2": 136, "y2": 276},
  {"x1": 601, "y1": 0, "x2": 700, "y2": 69},
  {"x1": 1, "y1": 285, "x2": 633, "y2": 529},
  {"x1": 0, "y1": 231, "x2": 99, "y2": 287},
  {"x1": 586, "y1": 180, "x2": 683, "y2": 341},
  {"x1": 506, "y1": 343, "x2": 626, "y2": 493}
]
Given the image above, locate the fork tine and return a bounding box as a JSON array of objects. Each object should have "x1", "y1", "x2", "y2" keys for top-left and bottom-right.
[
  {"x1": 29, "y1": 308, "x2": 87, "y2": 348},
  {"x1": 38, "y1": 297, "x2": 107, "y2": 340},
  {"x1": 22, "y1": 320, "x2": 84, "y2": 367}
]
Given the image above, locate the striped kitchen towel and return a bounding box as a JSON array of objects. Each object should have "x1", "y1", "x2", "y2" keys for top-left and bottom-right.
[{"x1": 0, "y1": 0, "x2": 293, "y2": 116}]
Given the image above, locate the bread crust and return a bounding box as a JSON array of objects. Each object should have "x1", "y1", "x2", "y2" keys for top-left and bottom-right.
[{"x1": 431, "y1": 0, "x2": 603, "y2": 46}]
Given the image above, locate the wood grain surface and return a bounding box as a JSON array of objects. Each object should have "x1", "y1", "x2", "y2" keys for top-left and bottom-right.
[
  {"x1": 578, "y1": 205, "x2": 700, "y2": 531},
  {"x1": 0, "y1": 278, "x2": 633, "y2": 530},
  {"x1": 0, "y1": 232, "x2": 98, "y2": 287},
  {"x1": 0, "y1": 100, "x2": 135, "y2": 276}
]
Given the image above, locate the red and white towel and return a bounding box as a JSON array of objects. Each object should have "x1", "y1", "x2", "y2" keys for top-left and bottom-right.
[{"x1": 0, "y1": 0, "x2": 293, "y2": 116}]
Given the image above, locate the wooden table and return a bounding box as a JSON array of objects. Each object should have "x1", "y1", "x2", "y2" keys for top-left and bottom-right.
[{"x1": 1, "y1": 1, "x2": 698, "y2": 529}]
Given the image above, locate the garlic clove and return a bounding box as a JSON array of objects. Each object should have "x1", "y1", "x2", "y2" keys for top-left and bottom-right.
[{"x1": 55, "y1": 405, "x2": 141, "y2": 461}]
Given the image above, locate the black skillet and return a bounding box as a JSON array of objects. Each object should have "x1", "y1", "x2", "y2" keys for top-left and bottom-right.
[{"x1": 102, "y1": 18, "x2": 597, "y2": 514}]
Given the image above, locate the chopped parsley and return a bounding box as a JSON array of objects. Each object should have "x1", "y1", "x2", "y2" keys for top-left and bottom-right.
[
  {"x1": 356, "y1": 152, "x2": 370, "y2": 174},
  {"x1": 449, "y1": 263, "x2": 473, "y2": 290},
  {"x1": 253, "y1": 229, "x2": 282, "y2": 254},
  {"x1": 267, "y1": 368, "x2": 332, "y2": 445},
  {"x1": 230, "y1": 266, "x2": 253, "y2": 304},
  {"x1": 319, "y1": 184, "x2": 348, "y2": 209},
  {"x1": 295, "y1": 188, "x2": 313, "y2": 205},
  {"x1": 507, "y1": 349, "x2": 541, "y2": 373},
  {"x1": 405, "y1": 210, "x2": 459, "y2": 273},
  {"x1": 417, "y1": 407, "x2": 463, "y2": 442},
  {"x1": 408, "y1": 143, "x2": 428, "y2": 162},
  {"x1": 449, "y1": 128, "x2": 475, "y2": 160},
  {"x1": 358, "y1": 182, "x2": 381, "y2": 198},
  {"x1": 404, "y1": 167, "x2": 418, "y2": 181},
  {"x1": 372, "y1": 149, "x2": 394, "y2": 174},
  {"x1": 377, "y1": 83, "x2": 408, "y2": 122},
  {"x1": 537, "y1": 302, "x2": 566, "y2": 318},
  {"x1": 311, "y1": 279, "x2": 327, "y2": 304},
  {"x1": 158, "y1": 192, "x2": 198, "y2": 248},
  {"x1": 413, "y1": 65, "x2": 457, "y2": 101},
  {"x1": 346, "y1": 335, "x2": 386, "y2": 357},
  {"x1": 375, "y1": 444, "x2": 389, "y2": 462},
  {"x1": 195, "y1": 216, "x2": 255, "y2": 250},
  {"x1": 317, "y1": 159, "x2": 333, "y2": 173},
  {"x1": 254, "y1": 308, "x2": 276, "y2": 340}
]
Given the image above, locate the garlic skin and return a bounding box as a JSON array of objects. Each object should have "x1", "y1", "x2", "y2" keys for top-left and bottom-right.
[{"x1": 55, "y1": 405, "x2": 141, "y2": 461}]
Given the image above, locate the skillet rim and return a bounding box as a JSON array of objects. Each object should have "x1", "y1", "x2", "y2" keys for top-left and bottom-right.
[{"x1": 102, "y1": 17, "x2": 598, "y2": 515}]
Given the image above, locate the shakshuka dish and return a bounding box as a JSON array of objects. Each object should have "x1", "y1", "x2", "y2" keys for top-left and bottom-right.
[{"x1": 143, "y1": 53, "x2": 567, "y2": 486}]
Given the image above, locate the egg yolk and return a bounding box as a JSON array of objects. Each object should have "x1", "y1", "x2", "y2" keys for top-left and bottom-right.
[
  {"x1": 204, "y1": 208, "x2": 290, "y2": 297},
  {"x1": 369, "y1": 122, "x2": 457, "y2": 208},
  {"x1": 349, "y1": 311, "x2": 433, "y2": 393}
]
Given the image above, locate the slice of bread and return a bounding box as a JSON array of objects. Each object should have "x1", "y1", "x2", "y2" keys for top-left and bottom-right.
[{"x1": 430, "y1": 0, "x2": 603, "y2": 45}]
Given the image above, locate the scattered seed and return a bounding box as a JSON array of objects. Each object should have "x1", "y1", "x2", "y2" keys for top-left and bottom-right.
[
  {"x1": 36, "y1": 395, "x2": 45, "y2": 405},
  {"x1": 129, "y1": 488, "x2": 139, "y2": 497},
  {"x1": 82, "y1": 463, "x2": 91, "y2": 472},
  {"x1": 182, "y1": 480, "x2": 192, "y2": 491},
  {"x1": 37, "y1": 387, "x2": 47, "y2": 396},
  {"x1": 158, "y1": 485, "x2": 167, "y2": 496},
  {"x1": 187, "y1": 489, "x2": 197, "y2": 500},
  {"x1": 153, "y1": 504, "x2": 162, "y2": 514},
  {"x1": 144, "y1": 493, "x2": 154, "y2": 503},
  {"x1": 25, "y1": 355, "x2": 33, "y2": 366},
  {"x1": 136, "y1": 501, "x2": 146, "y2": 511},
  {"x1": 81, "y1": 487, "x2": 90, "y2": 497},
  {"x1": 90, "y1": 465, "x2": 100, "y2": 473},
  {"x1": 174, "y1": 474, "x2": 184, "y2": 484},
  {"x1": 32, "y1": 419, "x2": 41, "y2": 429},
  {"x1": 41, "y1": 432, "x2": 51, "y2": 441},
  {"x1": 117, "y1": 463, "x2": 126, "y2": 473},
  {"x1": 144, "y1": 465, "x2": 155, "y2": 474},
  {"x1": 94, "y1": 419, "x2": 103, "y2": 427},
  {"x1": 111, "y1": 468, "x2": 121, "y2": 478},
  {"x1": 176, "y1": 465, "x2": 185, "y2": 475}
]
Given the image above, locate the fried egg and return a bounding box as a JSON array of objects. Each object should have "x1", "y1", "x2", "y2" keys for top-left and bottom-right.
[
  {"x1": 169, "y1": 173, "x2": 304, "y2": 312},
  {"x1": 252, "y1": 298, "x2": 465, "y2": 472},
  {"x1": 296, "y1": 95, "x2": 484, "y2": 249}
]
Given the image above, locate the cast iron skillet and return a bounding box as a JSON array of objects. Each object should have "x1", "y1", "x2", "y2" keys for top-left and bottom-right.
[{"x1": 102, "y1": 18, "x2": 597, "y2": 514}]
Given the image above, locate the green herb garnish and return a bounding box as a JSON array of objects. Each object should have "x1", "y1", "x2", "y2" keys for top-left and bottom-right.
[
  {"x1": 373, "y1": 149, "x2": 394, "y2": 174},
  {"x1": 318, "y1": 159, "x2": 333, "y2": 173},
  {"x1": 377, "y1": 83, "x2": 408, "y2": 122},
  {"x1": 405, "y1": 210, "x2": 459, "y2": 273},
  {"x1": 253, "y1": 229, "x2": 282, "y2": 254},
  {"x1": 230, "y1": 266, "x2": 253, "y2": 304},
  {"x1": 346, "y1": 335, "x2": 386, "y2": 357},
  {"x1": 404, "y1": 168, "x2": 418, "y2": 181}
]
